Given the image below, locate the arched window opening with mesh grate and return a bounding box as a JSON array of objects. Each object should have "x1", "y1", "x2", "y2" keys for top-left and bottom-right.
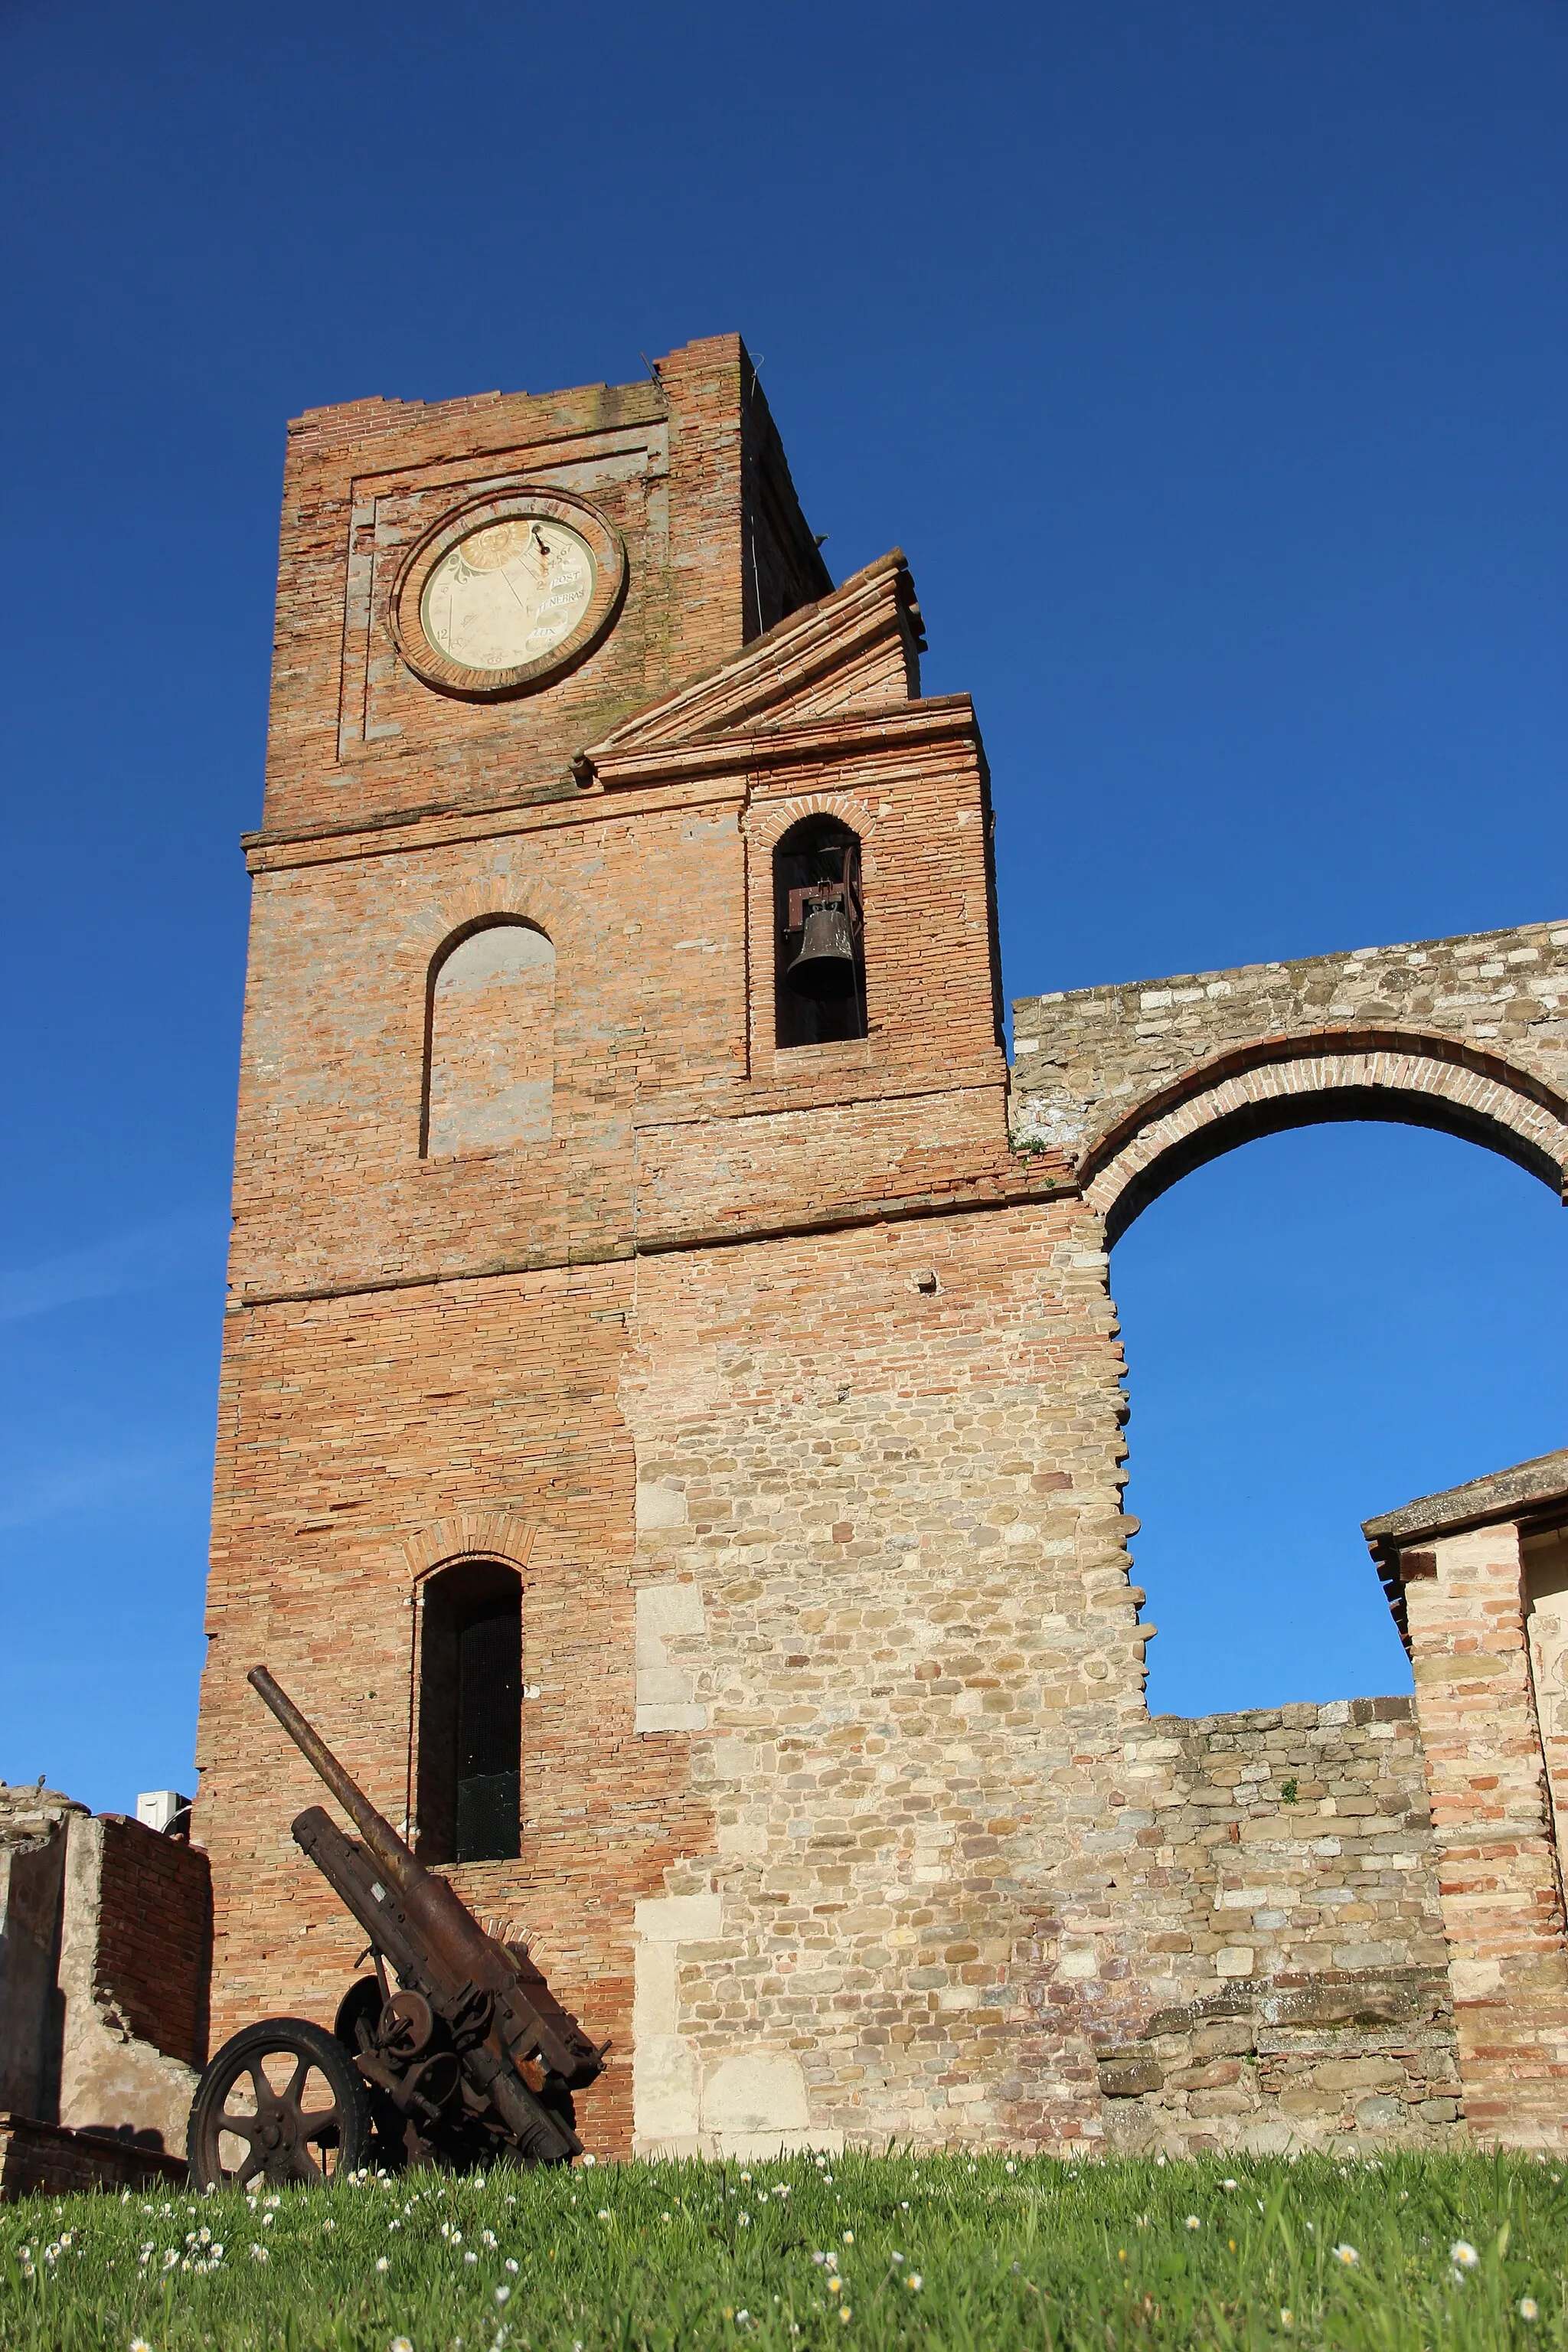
[
  {"x1": 773, "y1": 816, "x2": 867, "y2": 1049},
  {"x1": 416, "y1": 1560, "x2": 521, "y2": 1866}
]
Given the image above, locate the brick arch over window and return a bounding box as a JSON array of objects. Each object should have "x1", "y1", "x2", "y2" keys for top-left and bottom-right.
[
  {"x1": 422, "y1": 916, "x2": 555, "y2": 1158},
  {"x1": 1084, "y1": 1028, "x2": 1568, "y2": 1246}
]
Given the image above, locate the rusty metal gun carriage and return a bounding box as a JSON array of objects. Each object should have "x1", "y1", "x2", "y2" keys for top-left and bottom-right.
[{"x1": 186, "y1": 1667, "x2": 605, "y2": 2189}]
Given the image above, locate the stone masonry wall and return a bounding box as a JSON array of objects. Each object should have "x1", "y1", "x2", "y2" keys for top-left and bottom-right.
[
  {"x1": 622, "y1": 1197, "x2": 1143, "y2": 2157},
  {"x1": 1093, "y1": 1701, "x2": 1461, "y2": 2152}
]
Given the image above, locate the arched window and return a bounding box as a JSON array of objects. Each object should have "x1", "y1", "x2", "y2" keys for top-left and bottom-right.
[
  {"x1": 423, "y1": 920, "x2": 554, "y2": 1158},
  {"x1": 415, "y1": 1560, "x2": 521, "y2": 1866},
  {"x1": 773, "y1": 818, "x2": 867, "y2": 1049}
]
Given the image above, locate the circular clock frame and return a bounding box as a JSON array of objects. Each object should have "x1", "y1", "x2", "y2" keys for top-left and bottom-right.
[{"x1": 390, "y1": 488, "x2": 627, "y2": 702}]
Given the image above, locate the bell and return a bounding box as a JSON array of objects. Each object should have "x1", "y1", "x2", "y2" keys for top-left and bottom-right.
[{"x1": 786, "y1": 900, "x2": 858, "y2": 1001}]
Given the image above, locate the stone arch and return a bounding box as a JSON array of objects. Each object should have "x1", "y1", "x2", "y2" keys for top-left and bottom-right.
[
  {"x1": 421, "y1": 916, "x2": 556, "y2": 1158},
  {"x1": 1083, "y1": 1027, "x2": 1568, "y2": 1246}
]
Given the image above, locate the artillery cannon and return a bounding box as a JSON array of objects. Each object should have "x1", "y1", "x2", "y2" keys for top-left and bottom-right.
[{"x1": 186, "y1": 1665, "x2": 605, "y2": 2189}]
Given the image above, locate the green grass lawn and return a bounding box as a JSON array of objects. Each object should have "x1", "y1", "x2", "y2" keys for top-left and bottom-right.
[{"x1": 2, "y1": 2148, "x2": 1563, "y2": 2351}]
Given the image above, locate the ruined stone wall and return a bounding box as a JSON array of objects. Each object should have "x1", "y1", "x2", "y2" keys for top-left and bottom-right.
[
  {"x1": 1011, "y1": 922, "x2": 1568, "y2": 1234},
  {"x1": 1093, "y1": 1701, "x2": 1461, "y2": 2151}
]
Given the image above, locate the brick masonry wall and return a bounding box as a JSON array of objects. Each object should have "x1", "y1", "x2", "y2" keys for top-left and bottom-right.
[
  {"x1": 1093, "y1": 1701, "x2": 1460, "y2": 2151},
  {"x1": 230, "y1": 701, "x2": 1018, "y2": 1307},
  {"x1": 262, "y1": 335, "x2": 827, "y2": 841},
  {"x1": 201, "y1": 1262, "x2": 701, "y2": 2156},
  {"x1": 1400, "y1": 1524, "x2": 1568, "y2": 2147},
  {"x1": 93, "y1": 1819, "x2": 211, "y2": 2069}
]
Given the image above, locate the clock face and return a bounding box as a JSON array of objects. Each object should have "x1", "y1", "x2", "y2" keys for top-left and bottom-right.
[
  {"x1": 390, "y1": 488, "x2": 626, "y2": 700},
  {"x1": 419, "y1": 517, "x2": 597, "y2": 675}
]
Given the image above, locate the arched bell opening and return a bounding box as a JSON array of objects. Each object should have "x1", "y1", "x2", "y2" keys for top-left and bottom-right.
[
  {"x1": 773, "y1": 816, "x2": 867, "y2": 1049},
  {"x1": 415, "y1": 1558, "x2": 522, "y2": 1866}
]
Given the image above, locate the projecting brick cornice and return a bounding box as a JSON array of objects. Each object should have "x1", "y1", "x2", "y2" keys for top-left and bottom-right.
[
  {"x1": 577, "y1": 697, "x2": 978, "y2": 794},
  {"x1": 576, "y1": 551, "x2": 926, "y2": 778}
]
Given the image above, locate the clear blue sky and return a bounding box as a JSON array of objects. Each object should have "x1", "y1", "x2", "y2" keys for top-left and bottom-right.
[{"x1": 2, "y1": 2, "x2": 1563, "y2": 1805}]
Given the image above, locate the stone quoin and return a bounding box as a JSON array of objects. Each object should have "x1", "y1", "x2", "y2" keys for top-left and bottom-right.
[{"x1": 188, "y1": 334, "x2": 1568, "y2": 2158}]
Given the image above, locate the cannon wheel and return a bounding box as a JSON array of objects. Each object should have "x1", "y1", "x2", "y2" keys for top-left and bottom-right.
[{"x1": 188, "y1": 2017, "x2": 371, "y2": 2190}]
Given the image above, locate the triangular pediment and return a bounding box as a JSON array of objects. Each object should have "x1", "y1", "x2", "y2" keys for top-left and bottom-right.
[{"x1": 577, "y1": 554, "x2": 926, "y2": 779}]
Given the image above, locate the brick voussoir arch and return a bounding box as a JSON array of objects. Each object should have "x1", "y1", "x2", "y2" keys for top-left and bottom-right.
[
  {"x1": 743, "y1": 789, "x2": 880, "y2": 854},
  {"x1": 402, "y1": 1511, "x2": 540, "y2": 1584},
  {"x1": 1083, "y1": 1026, "x2": 1568, "y2": 1246}
]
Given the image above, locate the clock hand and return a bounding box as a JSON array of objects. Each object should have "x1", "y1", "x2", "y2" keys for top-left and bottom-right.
[{"x1": 497, "y1": 564, "x2": 537, "y2": 622}]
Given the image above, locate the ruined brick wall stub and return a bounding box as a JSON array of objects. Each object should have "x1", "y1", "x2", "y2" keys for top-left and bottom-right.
[
  {"x1": 56, "y1": 1815, "x2": 211, "y2": 2157},
  {"x1": 90, "y1": 1818, "x2": 211, "y2": 2069}
]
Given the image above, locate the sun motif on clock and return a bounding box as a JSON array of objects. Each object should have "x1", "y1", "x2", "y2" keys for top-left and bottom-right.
[{"x1": 390, "y1": 490, "x2": 626, "y2": 701}]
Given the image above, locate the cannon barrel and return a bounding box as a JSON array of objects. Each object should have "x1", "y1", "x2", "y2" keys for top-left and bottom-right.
[
  {"x1": 247, "y1": 1665, "x2": 603, "y2": 2102},
  {"x1": 249, "y1": 1664, "x2": 413, "y2": 1885}
]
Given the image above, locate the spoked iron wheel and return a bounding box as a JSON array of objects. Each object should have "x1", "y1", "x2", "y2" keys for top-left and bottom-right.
[{"x1": 188, "y1": 2017, "x2": 371, "y2": 2190}]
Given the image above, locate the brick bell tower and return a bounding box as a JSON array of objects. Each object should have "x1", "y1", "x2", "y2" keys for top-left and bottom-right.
[{"x1": 199, "y1": 335, "x2": 1130, "y2": 2160}]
